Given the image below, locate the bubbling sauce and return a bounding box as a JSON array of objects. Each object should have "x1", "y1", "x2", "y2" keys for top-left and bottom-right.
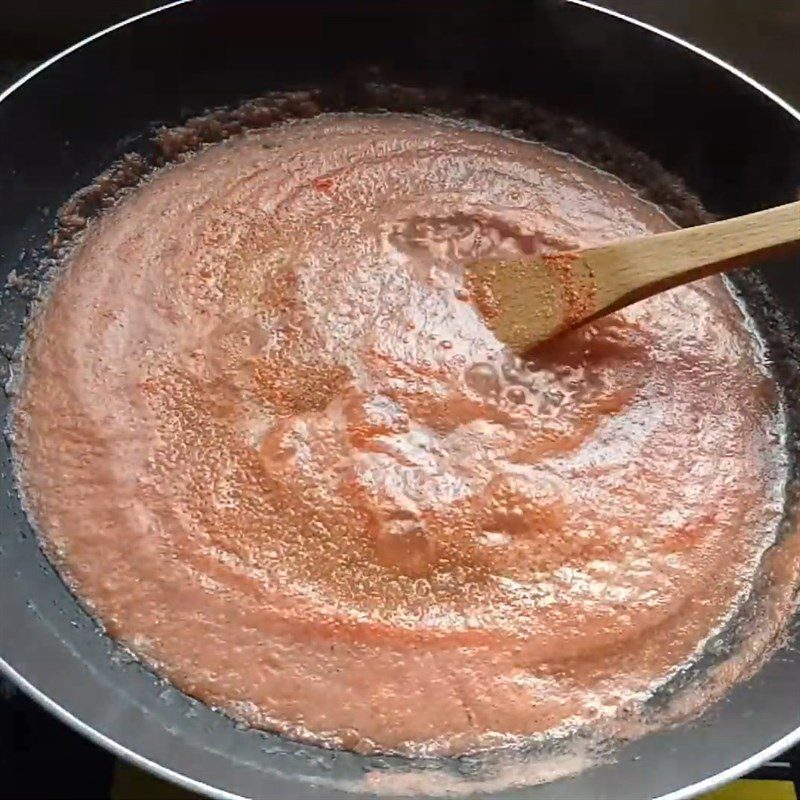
[{"x1": 14, "y1": 115, "x2": 786, "y2": 756}]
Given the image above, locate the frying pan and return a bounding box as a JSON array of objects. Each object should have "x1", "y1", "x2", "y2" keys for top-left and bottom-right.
[{"x1": 1, "y1": 2, "x2": 800, "y2": 798}]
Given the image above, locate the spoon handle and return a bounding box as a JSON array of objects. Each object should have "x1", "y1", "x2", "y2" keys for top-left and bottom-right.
[{"x1": 589, "y1": 200, "x2": 800, "y2": 312}]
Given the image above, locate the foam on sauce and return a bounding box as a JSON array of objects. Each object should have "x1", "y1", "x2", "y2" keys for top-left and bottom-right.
[{"x1": 13, "y1": 115, "x2": 788, "y2": 756}]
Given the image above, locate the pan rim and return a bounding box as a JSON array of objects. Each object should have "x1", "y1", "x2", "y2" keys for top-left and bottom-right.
[{"x1": 1, "y1": 3, "x2": 800, "y2": 800}]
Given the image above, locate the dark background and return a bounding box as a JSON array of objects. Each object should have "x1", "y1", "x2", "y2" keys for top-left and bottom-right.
[
  {"x1": 2, "y1": 0, "x2": 800, "y2": 107},
  {"x1": 1, "y1": 1, "x2": 799, "y2": 798}
]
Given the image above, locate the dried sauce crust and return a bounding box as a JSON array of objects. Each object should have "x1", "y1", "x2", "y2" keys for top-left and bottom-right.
[{"x1": 13, "y1": 110, "x2": 787, "y2": 756}]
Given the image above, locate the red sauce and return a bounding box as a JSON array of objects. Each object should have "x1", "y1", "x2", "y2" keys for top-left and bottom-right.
[{"x1": 14, "y1": 115, "x2": 786, "y2": 755}]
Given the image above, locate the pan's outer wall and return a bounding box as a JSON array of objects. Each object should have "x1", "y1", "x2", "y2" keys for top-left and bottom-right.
[{"x1": 1, "y1": 3, "x2": 800, "y2": 799}]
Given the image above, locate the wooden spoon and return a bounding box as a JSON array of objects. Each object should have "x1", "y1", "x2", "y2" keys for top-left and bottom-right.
[{"x1": 466, "y1": 201, "x2": 800, "y2": 352}]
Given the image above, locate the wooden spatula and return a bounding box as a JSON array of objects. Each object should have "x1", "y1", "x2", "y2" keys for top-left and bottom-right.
[{"x1": 466, "y1": 201, "x2": 800, "y2": 352}]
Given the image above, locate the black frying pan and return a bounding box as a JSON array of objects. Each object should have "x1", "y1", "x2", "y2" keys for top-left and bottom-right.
[{"x1": 1, "y1": 2, "x2": 800, "y2": 798}]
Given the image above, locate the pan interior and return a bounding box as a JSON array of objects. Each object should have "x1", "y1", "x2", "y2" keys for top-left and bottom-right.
[{"x1": 5, "y1": 82, "x2": 800, "y2": 795}]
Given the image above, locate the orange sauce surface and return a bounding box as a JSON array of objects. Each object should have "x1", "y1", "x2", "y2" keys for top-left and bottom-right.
[{"x1": 14, "y1": 115, "x2": 786, "y2": 755}]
